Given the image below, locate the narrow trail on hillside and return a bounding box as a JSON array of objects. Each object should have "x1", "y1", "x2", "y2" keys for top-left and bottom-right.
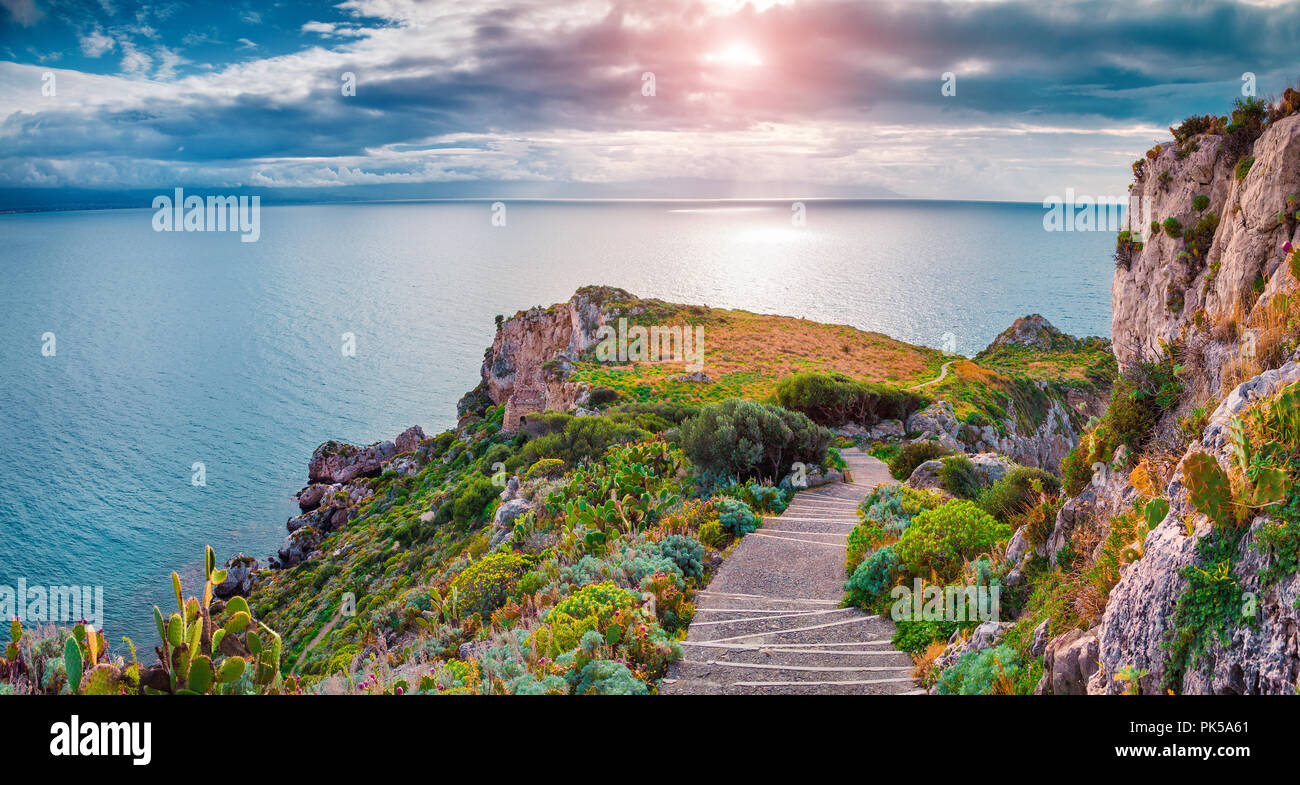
[
  {"x1": 660, "y1": 449, "x2": 920, "y2": 695},
  {"x1": 906, "y1": 360, "x2": 954, "y2": 391}
]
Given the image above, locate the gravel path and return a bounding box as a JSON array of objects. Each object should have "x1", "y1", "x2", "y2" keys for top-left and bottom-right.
[{"x1": 659, "y1": 449, "x2": 921, "y2": 695}]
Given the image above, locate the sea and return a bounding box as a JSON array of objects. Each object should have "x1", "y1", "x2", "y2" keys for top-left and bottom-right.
[{"x1": 0, "y1": 199, "x2": 1115, "y2": 645}]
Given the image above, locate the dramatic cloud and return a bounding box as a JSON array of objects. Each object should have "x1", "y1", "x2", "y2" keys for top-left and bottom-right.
[{"x1": 2, "y1": 0, "x2": 1298, "y2": 204}]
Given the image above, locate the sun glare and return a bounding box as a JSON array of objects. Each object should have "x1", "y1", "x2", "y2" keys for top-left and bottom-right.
[{"x1": 705, "y1": 42, "x2": 764, "y2": 67}]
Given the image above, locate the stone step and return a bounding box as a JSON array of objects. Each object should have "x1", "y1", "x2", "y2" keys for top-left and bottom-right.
[
  {"x1": 669, "y1": 659, "x2": 916, "y2": 685},
  {"x1": 683, "y1": 613, "x2": 898, "y2": 647},
  {"x1": 678, "y1": 643, "x2": 914, "y2": 670}
]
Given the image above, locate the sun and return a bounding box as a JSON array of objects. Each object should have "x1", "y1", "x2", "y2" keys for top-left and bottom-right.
[{"x1": 705, "y1": 42, "x2": 764, "y2": 67}]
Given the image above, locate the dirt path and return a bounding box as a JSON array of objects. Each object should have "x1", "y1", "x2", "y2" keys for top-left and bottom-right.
[
  {"x1": 907, "y1": 360, "x2": 954, "y2": 391},
  {"x1": 659, "y1": 449, "x2": 920, "y2": 695}
]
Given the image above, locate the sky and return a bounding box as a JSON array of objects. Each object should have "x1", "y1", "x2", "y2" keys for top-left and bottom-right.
[{"x1": 0, "y1": 0, "x2": 1298, "y2": 207}]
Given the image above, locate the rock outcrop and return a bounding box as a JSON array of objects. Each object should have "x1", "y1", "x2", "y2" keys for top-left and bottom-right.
[
  {"x1": 906, "y1": 452, "x2": 1016, "y2": 493},
  {"x1": 461, "y1": 286, "x2": 634, "y2": 430},
  {"x1": 1112, "y1": 113, "x2": 1299, "y2": 383}
]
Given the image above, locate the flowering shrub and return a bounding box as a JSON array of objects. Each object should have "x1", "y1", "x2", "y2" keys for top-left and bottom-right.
[
  {"x1": 639, "y1": 571, "x2": 694, "y2": 632},
  {"x1": 893, "y1": 500, "x2": 1011, "y2": 584},
  {"x1": 450, "y1": 551, "x2": 537, "y2": 617},
  {"x1": 529, "y1": 581, "x2": 638, "y2": 655}
]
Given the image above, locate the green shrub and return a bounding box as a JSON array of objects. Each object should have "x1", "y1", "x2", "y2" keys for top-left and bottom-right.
[
  {"x1": 1061, "y1": 347, "x2": 1184, "y2": 495},
  {"x1": 587, "y1": 386, "x2": 619, "y2": 407},
  {"x1": 844, "y1": 545, "x2": 899, "y2": 608},
  {"x1": 888, "y1": 441, "x2": 953, "y2": 480},
  {"x1": 507, "y1": 412, "x2": 653, "y2": 471},
  {"x1": 677, "y1": 398, "x2": 832, "y2": 481},
  {"x1": 1193, "y1": 194, "x2": 1210, "y2": 212},
  {"x1": 773, "y1": 372, "x2": 924, "y2": 427},
  {"x1": 530, "y1": 581, "x2": 637, "y2": 655},
  {"x1": 716, "y1": 497, "x2": 759, "y2": 537},
  {"x1": 935, "y1": 644, "x2": 1025, "y2": 695},
  {"x1": 1162, "y1": 217, "x2": 1183, "y2": 238},
  {"x1": 573, "y1": 659, "x2": 648, "y2": 695},
  {"x1": 894, "y1": 500, "x2": 1012, "y2": 583},
  {"x1": 654, "y1": 534, "x2": 705, "y2": 582},
  {"x1": 937, "y1": 455, "x2": 983, "y2": 499},
  {"x1": 523, "y1": 458, "x2": 567, "y2": 482},
  {"x1": 450, "y1": 551, "x2": 536, "y2": 616},
  {"x1": 977, "y1": 466, "x2": 1061, "y2": 522},
  {"x1": 698, "y1": 519, "x2": 728, "y2": 549},
  {"x1": 846, "y1": 484, "x2": 945, "y2": 573},
  {"x1": 452, "y1": 476, "x2": 500, "y2": 525},
  {"x1": 1236, "y1": 156, "x2": 1254, "y2": 181},
  {"x1": 892, "y1": 618, "x2": 961, "y2": 655}
]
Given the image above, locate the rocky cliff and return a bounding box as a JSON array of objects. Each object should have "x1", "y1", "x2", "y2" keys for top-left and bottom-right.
[
  {"x1": 458, "y1": 285, "x2": 631, "y2": 426},
  {"x1": 1032, "y1": 93, "x2": 1300, "y2": 694},
  {"x1": 1113, "y1": 111, "x2": 1299, "y2": 390}
]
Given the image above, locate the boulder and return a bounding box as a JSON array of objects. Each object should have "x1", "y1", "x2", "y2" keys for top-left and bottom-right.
[
  {"x1": 394, "y1": 425, "x2": 426, "y2": 454},
  {"x1": 296, "y1": 483, "x2": 328, "y2": 511},
  {"x1": 834, "y1": 422, "x2": 870, "y2": 440},
  {"x1": 870, "y1": 419, "x2": 905, "y2": 439},
  {"x1": 214, "y1": 554, "x2": 258, "y2": 599},
  {"x1": 906, "y1": 400, "x2": 958, "y2": 440},
  {"x1": 308, "y1": 439, "x2": 397, "y2": 484},
  {"x1": 277, "y1": 526, "x2": 322, "y2": 568},
  {"x1": 1029, "y1": 618, "x2": 1052, "y2": 658},
  {"x1": 906, "y1": 452, "x2": 1016, "y2": 493},
  {"x1": 1036, "y1": 627, "x2": 1100, "y2": 695}
]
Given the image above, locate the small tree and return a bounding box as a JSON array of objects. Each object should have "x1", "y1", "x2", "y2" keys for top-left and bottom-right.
[{"x1": 676, "y1": 398, "x2": 832, "y2": 481}]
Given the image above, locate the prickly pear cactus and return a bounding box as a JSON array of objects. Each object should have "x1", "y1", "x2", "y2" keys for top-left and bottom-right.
[
  {"x1": 1184, "y1": 453, "x2": 1236, "y2": 529},
  {"x1": 149, "y1": 545, "x2": 287, "y2": 694}
]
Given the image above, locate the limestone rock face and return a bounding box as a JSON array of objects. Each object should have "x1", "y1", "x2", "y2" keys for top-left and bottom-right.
[
  {"x1": 904, "y1": 389, "x2": 1096, "y2": 472},
  {"x1": 1041, "y1": 466, "x2": 1139, "y2": 567},
  {"x1": 983, "y1": 314, "x2": 1072, "y2": 351},
  {"x1": 1112, "y1": 114, "x2": 1300, "y2": 376},
  {"x1": 906, "y1": 400, "x2": 958, "y2": 440},
  {"x1": 1095, "y1": 355, "x2": 1300, "y2": 694},
  {"x1": 394, "y1": 425, "x2": 426, "y2": 454},
  {"x1": 470, "y1": 287, "x2": 632, "y2": 428}
]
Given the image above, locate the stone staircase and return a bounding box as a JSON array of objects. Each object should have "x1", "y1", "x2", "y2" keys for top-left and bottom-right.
[{"x1": 660, "y1": 449, "x2": 922, "y2": 695}]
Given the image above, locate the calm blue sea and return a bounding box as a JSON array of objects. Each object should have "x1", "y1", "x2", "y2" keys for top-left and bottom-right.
[{"x1": 0, "y1": 199, "x2": 1114, "y2": 645}]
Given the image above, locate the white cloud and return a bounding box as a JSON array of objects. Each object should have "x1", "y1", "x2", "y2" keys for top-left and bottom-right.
[
  {"x1": 79, "y1": 29, "x2": 117, "y2": 58},
  {"x1": 119, "y1": 41, "x2": 152, "y2": 75},
  {"x1": 236, "y1": 38, "x2": 258, "y2": 50},
  {"x1": 153, "y1": 46, "x2": 186, "y2": 80},
  {"x1": 0, "y1": 0, "x2": 43, "y2": 26}
]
